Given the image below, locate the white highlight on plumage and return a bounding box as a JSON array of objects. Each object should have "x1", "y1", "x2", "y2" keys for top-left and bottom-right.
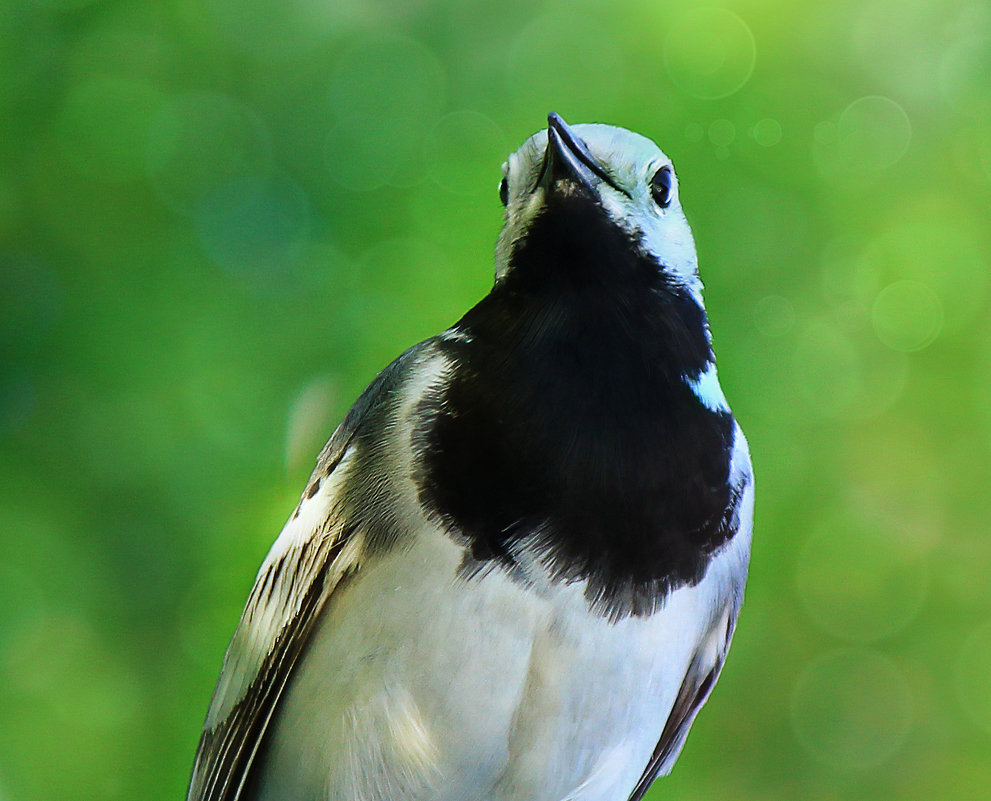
[
  {"x1": 729, "y1": 421, "x2": 754, "y2": 494},
  {"x1": 686, "y1": 361, "x2": 730, "y2": 413},
  {"x1": 388, "y1": 350, "x2": 451, "y2": 514},
  {"x1": 558, "y1": 744, "x2": 636, "y2": 801},
  {"x1": 273, "y1": 448, "x2": 355, "y2": 569},
  {"x1": 383, "y1": 686, "x2": 440, "y2": 781},
  {"x1": 343, "y1": 684, "x2": 441, "y2": 801},
  {"x1": 438, "y1": 328, "x2": 472, "y2": 344}
]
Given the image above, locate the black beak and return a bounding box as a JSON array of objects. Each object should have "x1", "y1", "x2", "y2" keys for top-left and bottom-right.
[{"x1": 539, "y1": 112, "x2": 624, "y2": 195}]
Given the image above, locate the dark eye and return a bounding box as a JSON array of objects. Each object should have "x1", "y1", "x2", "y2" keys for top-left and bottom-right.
[
  {"x1": 650, "y1": 166, "x2": 673, "y2": 208},
  {"x1": 499, "y1": 176, "x2": 509, "y2": 206}
]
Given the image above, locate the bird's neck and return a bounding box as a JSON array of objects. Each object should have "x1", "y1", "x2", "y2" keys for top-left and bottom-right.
[
  {"x1": 467, "y1": 252, "x2": 715, "y2": 399},
  {"x1": 490, "y1": 195, "x2": 714, "y2": 387},
  {"x1": 451, "y1": 277, "x2": 719, "y2": 457},
  {"x1": 413, "y1": 200, "x2": 736, "y2": 619},
  {"x1": 415, "y1": 274, "x2": 734, "y2": 618}
]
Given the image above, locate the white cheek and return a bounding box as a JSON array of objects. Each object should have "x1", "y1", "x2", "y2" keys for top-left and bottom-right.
[
  {"x1": 495, "y1": 186, "x2": 552, "y2": 279},
  {"x1": 640, "y1": 209, "x2": 700, "y2": 288},
  {"x1": 599, "y1": 189, "x2": 627, "y2": 221}
]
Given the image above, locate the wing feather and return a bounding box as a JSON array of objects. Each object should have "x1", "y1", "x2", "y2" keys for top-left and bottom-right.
[
  {"x1": 194, "y1": 542, "x2": 339, "y2": 801},
  {"x1": 627, "y1": 599, "x2": 739, "y2": 801},
  {"x1": 186, "y1": 345, "x2": 425, "y2": 801}
]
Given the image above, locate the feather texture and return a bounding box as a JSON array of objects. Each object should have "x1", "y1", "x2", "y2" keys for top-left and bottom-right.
[{"x1": 187, "y1": 345, "x2": 434, "y2": 801}]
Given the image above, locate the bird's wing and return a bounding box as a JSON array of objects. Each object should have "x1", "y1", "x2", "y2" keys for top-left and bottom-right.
[
  {"x1": 626, "y1": 596, "x2": 741, "y2": 801},
  {"x1": 186, "y1": 345, "x2": 426, "y2": 801}
]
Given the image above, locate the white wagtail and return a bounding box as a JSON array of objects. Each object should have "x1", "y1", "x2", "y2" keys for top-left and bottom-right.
[{"x1": 187, "y1": 113, "x2": 753, "y2": 801}]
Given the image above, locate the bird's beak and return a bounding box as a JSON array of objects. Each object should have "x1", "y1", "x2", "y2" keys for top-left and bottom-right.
[{"x1": 538, "y1": 112, "x2": 624, "y2": 196}]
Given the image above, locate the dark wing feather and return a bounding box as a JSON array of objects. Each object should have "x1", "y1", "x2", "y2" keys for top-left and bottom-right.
[
  {"x1": 627, "y1": 607, "x2": 737, "y2": 801},
  {"x1": 186, "y1": 345, "x2": 426, "y2": 801},
  {"x1": 190, "y1": 544, "x2": 339, "y2": 801}
]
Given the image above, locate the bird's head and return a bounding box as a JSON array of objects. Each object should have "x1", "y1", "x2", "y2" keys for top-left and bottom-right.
[{"x1": 495, "y1": 113, "x2": 701, "y2": 304}]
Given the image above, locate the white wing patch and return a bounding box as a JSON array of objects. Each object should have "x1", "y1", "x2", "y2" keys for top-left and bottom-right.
[
  {"x1": 685, "y1": 362, "x2": 730, "y2": 413},
  {"x1": 560, "y1": 744, "x2": 637, "y2": 801}
]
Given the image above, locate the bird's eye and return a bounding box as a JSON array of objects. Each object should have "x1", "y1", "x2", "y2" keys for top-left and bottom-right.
[
  {"x1": 650, "y1": 166, "x2": 673, "y2": 208},
  {"x1": 499, "y1": 176, "x2": 509, "y2": 206}
]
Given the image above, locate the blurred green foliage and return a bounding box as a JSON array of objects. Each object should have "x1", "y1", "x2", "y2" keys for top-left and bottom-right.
[{"x1": 1, "y1": 0, "x2": 990, "y2": 799}]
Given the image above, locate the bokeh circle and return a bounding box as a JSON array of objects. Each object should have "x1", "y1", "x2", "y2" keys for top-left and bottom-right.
[
  {"x1": 871, "y1": 280, "x2": 943, "y2": 352},
  {"x1": 796, "y1": 513, "x2": 929, "y2": 642},
  {"x1": 792, "y1": 648, "x2": 914, "y2": 770},
  {"x1": 664, "y1": 9, "x2": 756, "y2": 99}
]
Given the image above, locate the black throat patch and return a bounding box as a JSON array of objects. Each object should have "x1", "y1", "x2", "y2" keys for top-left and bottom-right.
[{"x1": 414, "y1": 194, "x2": 740, "y2": 619}]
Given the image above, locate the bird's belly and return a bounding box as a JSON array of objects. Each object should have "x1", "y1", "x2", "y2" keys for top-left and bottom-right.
[{"x1": 253, "y1": 527, "x2": 720, "y2": 801}]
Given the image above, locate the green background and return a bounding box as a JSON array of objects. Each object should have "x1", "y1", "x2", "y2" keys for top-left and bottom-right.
[{"x1": 2, "y1": 0, "x2": 990, "y2": 798}]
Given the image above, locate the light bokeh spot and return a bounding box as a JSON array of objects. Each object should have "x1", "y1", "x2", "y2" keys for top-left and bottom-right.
[
  {"x1": 792, "y1": 649, "x2": 914, "y2": 770},
  {"x1": 872, "y1": 280, "x2": 943, "y2": 352},
  {"x1": 794, "y1": 318, "x2": 908, "y2": 420},
  {"x1": 753, "y1": 295, "x2": 796, "y2": 337},
  {"x1": 684, "y1": 122, "x2": 704, "y2": 142},
  {"x1": 752, "y1": 117, "x2": 782, "y2": 147},
  {"x1": 815, "y1": 96, "x2": 912, "y2": 180},
  {"x1": 285, "y1": 376, "x2": 338, "y2": 473},
  {"x1": 708, "y1": 119, "x2": 736, "y2": 147},
  {"x1": 796, "y1": 513, "x2": 928, "y2": 642},
  {"x1": 814, "y1": 119, "x2": 837, "y2": 144},
  {"x1": 664, "y1": 8, "x2": 756, "y2": 99},
  {"x1": 194, "y1": 174, "x2": 312, "y2": 293},
  {"x1": 838, "y1": 96, "x2": 912, "y2": 169},
  {"x1": 147, "y1": 92, "x2": 272, "y2": 215},
  {"x1": 863, "y1": 204, "x2": 989, "y2": 334},
  {"x1": 426, "y1": 111, "x2": 507, "y2": 197}
]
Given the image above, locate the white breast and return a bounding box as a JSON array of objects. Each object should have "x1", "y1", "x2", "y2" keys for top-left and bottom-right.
[{"x1": 252, "y1": 507, "x2": 749, "y2": 801}]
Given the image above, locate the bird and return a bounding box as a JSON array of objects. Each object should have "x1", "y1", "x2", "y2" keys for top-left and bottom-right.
[{"x1": 186, "y1": 112, "x2": 754, "y2": 801}]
